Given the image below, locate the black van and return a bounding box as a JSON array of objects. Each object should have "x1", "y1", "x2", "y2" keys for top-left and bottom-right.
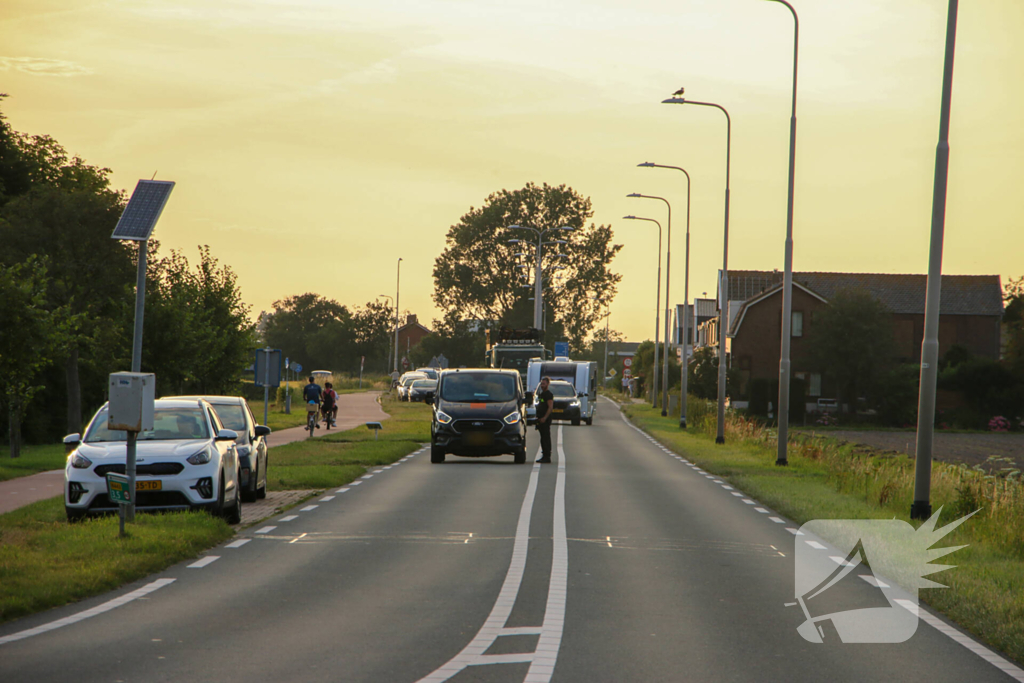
[{"x1": 429, "y1": 369, "x2": 528, "y2": 464}]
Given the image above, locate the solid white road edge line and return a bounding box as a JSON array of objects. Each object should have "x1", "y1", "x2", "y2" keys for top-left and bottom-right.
[
  {"x1": 0, "y1": 579, "x2": 176, "y2": 646},
  {"x1": 414, "y1": 444, "x2": 544, "y2": 683}
]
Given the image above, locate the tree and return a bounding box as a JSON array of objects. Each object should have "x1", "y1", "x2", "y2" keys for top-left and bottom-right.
[
  {"x1": 805, "y1": 289, "x2": 897, "y2": 413},
  {"x1": 408, "y1": 315, "x2": 486, "y2": 370},
  {"x1": 432, "y1": 183, "x2": 622, "y2": 350},
  {"x1": 1004, "y1": 275, "x2": 1024, "y2": 377},
  {"x1": 144, "y1": 247, "x2": 256, "y2": 394},
  {"x1": 686, "y1": 346, "x2": 740, "y2": 401},
  {"x1": 0, "y1": 108, "x2": 132, "y2": 433},
  {"x1": 350, "y1": 300, "x2": 394, "y2": 373},
  {"x1": 0, "y1": 258, "x2": 77, "y2": 457},
  {"x1": 262, "y1": 293, "x2": 354, "y2": 373}
]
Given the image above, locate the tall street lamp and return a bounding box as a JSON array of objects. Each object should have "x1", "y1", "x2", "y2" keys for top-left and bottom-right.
[
  {"x1": 638, "y1": 162, "x2": 692, "y2": 428},
  {"x1": 663, "y1": 90, "x2": 732, "y2": 444},
  {"x1": 508, "y1": 224, "x2": 574, "y2": 330},
  {"x1": 393, "y1": 258, "x2": 402, "y2": 375},
  {"x1": 764, "y1": 0, "x2": 801, "y2": 466},
  {"x1": 379, "y1": 294, "x2": 394, "y2": 373},
  {"x1": 623, "y1": 214, "x2": 662, "y2": 409},
  {"x1": 913, "y1": 0, "x2": 959, "y2": 521},
  {"x1": 627, "y1": 192, "x2": 672, "y2": 416}
]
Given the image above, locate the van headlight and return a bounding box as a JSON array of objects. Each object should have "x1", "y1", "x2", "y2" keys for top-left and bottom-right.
[
  {"x1": 436, "y1": 410, "x2": 453, "y2": 425},
  {"x1": 503, "y1": 411, "x2": 521, "y2": 425},
  {"x1": 187, "y1": 448, "x2": 212, "y2": 465},
  {"x1": 570, "y1": 400, "x2": 581, "y2": 408}
]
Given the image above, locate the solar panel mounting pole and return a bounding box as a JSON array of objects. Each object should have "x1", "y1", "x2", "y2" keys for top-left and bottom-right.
[{"x1": 111, "y1": 179, "x2": 175, "y2": 523}]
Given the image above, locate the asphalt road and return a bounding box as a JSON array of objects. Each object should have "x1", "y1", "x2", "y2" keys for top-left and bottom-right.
[{"x1": 1, "y1": 398, "x2": 1020, "y2": 682}]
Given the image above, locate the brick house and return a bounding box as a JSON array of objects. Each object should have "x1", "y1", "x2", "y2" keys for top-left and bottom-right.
[
  {"x1": 695, "y1": 270, "x2": 1003, "y2": 407},
  {"x1": 397, "y1": 314, "x2": 432, "y2": 364}
]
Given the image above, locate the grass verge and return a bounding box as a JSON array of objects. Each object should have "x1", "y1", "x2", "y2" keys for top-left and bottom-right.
[
  {"x1": 0, "y1": 497, "x2": 232, "y2": 624},
  {"x1": 0, "y1": 443, "x2": 66, "y2": 481},
  {"x1": 622, "y1": 399, "x2": 1024, "y2": 665},
  {"x1": 267, "y1": 394, "x2": 430, "y2": 491}
]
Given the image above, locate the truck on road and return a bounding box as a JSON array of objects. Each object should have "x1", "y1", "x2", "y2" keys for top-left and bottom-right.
[{"x1": 484, "y1": 327, "x2": 551, "y2": 381}]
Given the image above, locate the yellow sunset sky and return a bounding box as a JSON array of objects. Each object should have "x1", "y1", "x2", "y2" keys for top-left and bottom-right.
[{"x1": 2, "y1": 0, "x2": 1021, "y2": 343}]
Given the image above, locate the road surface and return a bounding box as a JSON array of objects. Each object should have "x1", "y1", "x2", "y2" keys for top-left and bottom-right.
[{"x1": 2, "y1": 398, "x2": 1019, "y2": 682}]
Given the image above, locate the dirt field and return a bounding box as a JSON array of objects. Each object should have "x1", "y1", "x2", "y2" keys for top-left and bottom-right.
[{"x1": 806, "y1": 429, "x2": 1024, "y2": 471}]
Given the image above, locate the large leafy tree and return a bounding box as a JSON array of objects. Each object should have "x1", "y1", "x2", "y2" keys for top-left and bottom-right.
[
  {"x1": 1004, "y1": 275, "x2": 1024, "y2": 377},
  {"x1": 0, "y1": 107, "x2": 133, "y2": 432},
  {"x1": 0, "y1": 258, "x2": 78, "y2": 457},
  {"x1": 263, "y1": 294, "x2": 354, "y2": 373},
  {"x1": 350, "y1": 300, "x2": 394, "y2": 373},
  {"x1": 805, "y1": 288, "x2": 897, "y2": 412},
  {"x1": 408, "y1": 315, "x2": 487, "y2": 370},
  {"x1": 432, "y1": 183, "x2": 621, "y2": 351},
  {"x1": 144, "y1": 247, "x2": 256, "y2": 394}
]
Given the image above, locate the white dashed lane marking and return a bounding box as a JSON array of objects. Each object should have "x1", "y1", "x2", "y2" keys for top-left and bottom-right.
[
  {"x1": 769, "y1": 517, "x2": 785, "y2": 524},
  {"x1": 280, "y1": 515, "x2": 298, "y2": 522},
  {"x1": 226, "y1": 539, "x2": 250, "y2": 549},
  {"x1": 320, "y1": 495, "x2": 335, "y2": 502},
  {"x1": 301, "y1": 505, "x2": 318, "y2": 512},
  {"x1": 255, "y1": 526, "x2": 276, "y2": 534},
  {"x1": 188, "y1": 556, "x2": 219, "y2": 569},
  {"x1": 336, "y1": 487, "x2": 350, "y2": 493},
  {"x1": 805, "y1": 541, "x2": 826, "y2": 550}
]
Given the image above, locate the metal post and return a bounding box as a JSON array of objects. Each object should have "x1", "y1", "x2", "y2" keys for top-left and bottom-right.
[
  {"x1": 263, "y1": 347, "x2": 270, "y2": 427},
  {"x1": 622, "y1": 215, "x2": 662, "y2": 409},
  {"x1": 912, "y1": 0, "x2": 958, "y2": 521},
  {"x1": 661, "y1": 97, "x2": 731, "y2": 443},
  {"x1": 681, "y1": 214, "x2": 691, "y2": 428},
  {"x1": 602, "y1": 310, "x2": 610, "y2": 389},
  {"x1": 663, "y1": 205, "x2": 672, "y2": 417},
  {"x1": 534, "y1": 235, "x2": 544, "y2": 329},
  {"x1": 769, "y1": 0, "x2": 800, "y2": 466},
  {"x1": 394, "y1": 258, "x2": 402, "y2": 375},
  {"x1": 125, "y1": 239, "x2": 148, "y2": 522}
]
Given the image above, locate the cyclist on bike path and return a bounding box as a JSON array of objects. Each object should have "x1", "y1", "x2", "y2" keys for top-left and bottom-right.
[
  {"x1": 322, "y1": 382, "x2": 338, "y2": 429},
  {"x1": 303, "y1": 375, "x2": 323, "y2": 430}
]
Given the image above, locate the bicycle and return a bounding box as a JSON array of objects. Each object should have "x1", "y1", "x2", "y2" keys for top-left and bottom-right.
[{"x1": 306, "y1": 400, "x2": 319, "y2": 438}]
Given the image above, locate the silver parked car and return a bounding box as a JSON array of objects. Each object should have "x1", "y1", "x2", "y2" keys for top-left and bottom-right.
[{"x1": 169, "y1": 395, "x2": 271, "y2": 502}]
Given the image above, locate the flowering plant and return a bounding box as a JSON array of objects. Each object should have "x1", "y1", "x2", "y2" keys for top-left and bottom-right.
[{"x1": 988, "y1": 416, "x2": 1010, "y2": 432}]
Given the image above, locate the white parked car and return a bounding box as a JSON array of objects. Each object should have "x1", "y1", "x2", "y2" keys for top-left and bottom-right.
[
  {"x1": 64, "y1": 397, "x2": 242, "y2": 523},
  {"x1": 397, "y1": 372, "x2": 427, "y2": 401}
]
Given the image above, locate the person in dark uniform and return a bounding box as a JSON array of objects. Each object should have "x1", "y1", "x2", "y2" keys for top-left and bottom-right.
[{"x1": 535, "y1": 376, "x2": 554, "y2": 463}]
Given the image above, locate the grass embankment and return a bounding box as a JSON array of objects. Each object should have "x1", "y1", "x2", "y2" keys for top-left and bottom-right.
[
  {"x1": 623, "y1": 399, "x2": 1024, "y2": 664},
  {"x1": 0, "y1": 498, "x2": 232, "y2": 623},
  {"x1": 267, "y1": 394, "x2": 430, "y2": 491},
  {"x1": 0, "y1": 443, "x2": 66, "y2": 481}
]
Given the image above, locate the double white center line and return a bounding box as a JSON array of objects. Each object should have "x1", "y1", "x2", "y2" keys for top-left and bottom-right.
[{"x1": 417, "y1": 426, "x2": 569, "y2": 683}]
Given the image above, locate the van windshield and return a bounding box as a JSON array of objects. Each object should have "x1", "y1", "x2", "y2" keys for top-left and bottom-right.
[{"x1": 441, "y1": 374, "x2": 517, "y2": 403}]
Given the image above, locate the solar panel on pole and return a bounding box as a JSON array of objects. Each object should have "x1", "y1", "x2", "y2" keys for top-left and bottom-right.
[{"x1": 111, "y1": 180, "x2": 175, "y2": 241}]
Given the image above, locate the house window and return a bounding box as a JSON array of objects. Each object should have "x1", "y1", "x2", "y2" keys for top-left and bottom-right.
[
  {"x1": 792, "y1": 311, "x2": 803, "y2": 337},
  {"x1": 809, "y1": 373, "x2": 821, "y2": 397}
]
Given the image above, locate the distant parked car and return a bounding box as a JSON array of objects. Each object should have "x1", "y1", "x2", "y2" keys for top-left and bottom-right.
[
  {"x1": 64, "y1": 398, "x2": 242, "y2": 523},
  {"x1": 397, "y1": 372, "x2": 427, "y2": 401},
  {"x1": 407, "y1": 379, "x2": 437, "y2": 402},
  {"x1": 169, "y1": 395, "x2": 271, "y2": 502},
  {"x1": 415, "y1": 367, "x2": 439, "y2": 381}
]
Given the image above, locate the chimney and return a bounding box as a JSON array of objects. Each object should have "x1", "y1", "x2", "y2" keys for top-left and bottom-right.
[{"x1": 407, "y1": 314, "x2": 417, "y2": 326}]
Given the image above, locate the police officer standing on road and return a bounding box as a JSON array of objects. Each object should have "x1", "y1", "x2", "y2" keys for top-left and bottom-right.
[{"x1": 535, "y1": 376, "x2": 554, "y2": 463}]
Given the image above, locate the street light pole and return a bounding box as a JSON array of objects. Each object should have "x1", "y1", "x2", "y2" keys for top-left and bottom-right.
[
  {"x1": 509, "y1": 225, "x2": 574, "y2": 333},
  {"x1": 638, "y1": 163, "x2": 692, "y2": 428},
  {"x1": 379, "y1": 294, "x2": 394, "y2": 374},
  {"x1": 394, "y1": 258, "x2": 402, "y2": 375},
  {"x1": 913, "y1": 0, "x2": 959, "y2": 521},
  {"x1": 663, "y1": 92, "x2": 732, "y2": 444},
  {"x1": 627, "y1": 193, "x2": 672, "y2": 416},
  {"x1": 623, "y1": 215, "x2": 662, "y2": 409},
  {"x1": 765, "y1": 0, "x2": 800, "y2": 466}
]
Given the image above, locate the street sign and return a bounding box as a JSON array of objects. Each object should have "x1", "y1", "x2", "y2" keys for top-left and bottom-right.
[
  {"x1": 554, "y1": 341, "x2": 569, "y2": 358},
  {"x1": 402, "y1": 357, "x2": 409, "y2": 370},
  {"x1": 623, "y1": 357, "x2": 633, "y2": 368},
  {"x1": 106, "y1": 473, "x2": 131, "y2": 505},
  {"x1": 623, "y1": 368, "x2": 632, "y2": 379},
  {"x1": 254, "y1": 349, "x2": 282, "y2": 388},
  {"x1": 608, "y1": 368, "x2": 617, "y2": 377},
  {"x1": 294, "y1": 363, "x2": 303, "y2": 374}
]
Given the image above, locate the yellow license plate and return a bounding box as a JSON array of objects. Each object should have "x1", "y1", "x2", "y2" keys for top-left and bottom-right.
[
  {"x1": 136, "y1": 480, "x2": 162, "y2": 491},
  {"x1": 552, "y1": 409, "x2": 564, "y2": 414},
  {"x1": 465, "y1": 432, "x2": 493, "y2": 446}
]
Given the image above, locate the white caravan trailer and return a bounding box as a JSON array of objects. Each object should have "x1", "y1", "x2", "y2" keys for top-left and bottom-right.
[{"x1": 525, "y1": 359, "x2": 598, "y2": 425}]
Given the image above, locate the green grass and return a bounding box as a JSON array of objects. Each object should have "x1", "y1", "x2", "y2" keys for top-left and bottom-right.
[
  {"x1": 0, "y1": 443, "x2": 66, "y2": 481},
  {"x1": 266, "y1": 393, "x2": 431, "y2": 491},
  {"x1": 0, "y1": 497, "x2": 233, "y2": 624},
  {"x1": 622, "y1": 400, "x2": 1024, "y2": 665}
]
